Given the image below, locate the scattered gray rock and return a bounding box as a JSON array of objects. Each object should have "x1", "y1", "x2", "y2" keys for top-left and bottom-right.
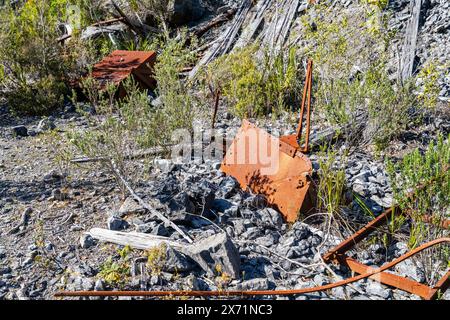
[
  {"x1": 0, "y1": 266, "x2": 12, "y2": 275},
  {"x1": 21, "y1": 207, "x2": 32, "y2": 226},
  {"x1": 395, "y1": 260, "x2": 426, "y2": 283},
  {"x1": 165, "y1": 246, "x2": 196, "y2": 273},
  {"x1": 217, "y1": 176, "x2": 238, "y2": 198},
  {"x1": 51, "y1": 188, "x2": 66, "y2": 201},
  {"x1": 185, "y1": 232, "x2": 240, "y2": 279},
  {"x1": 11, "y1": 125, "x2": 28, "y2": 137},
  {"x1": 365, "y1": 280, "x2": 392, "y2": 299},
  {"x1": 118, "y1": 197, "x2": 144, "y2": 215},
  {"x1": 257, "y1": 208, "x2": 283, "y2": 229},
  {"x1": 80, "y1": 234, "x2": 95, "y2": 249},
  {"x1": 154, "y1": 159, "x2": 174, "y2": 173},
  {"x1": 43, "y1": 170, "x2": 63, "y2": 183},
  {"x1": 107, "y1": 216, "x2": 129, "y2": 231},
  {"x1": 94, "y1": 279, "x2": 104, "y2": 291}
]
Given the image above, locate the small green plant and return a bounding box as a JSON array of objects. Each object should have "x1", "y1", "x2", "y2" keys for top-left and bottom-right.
[
  {"x1": 362, "y1": 0, "x2": 389, "y2": 9},
  {"x1": 387, "y1": 134, "x2": 449, "y2": 249},
  {"x1": 316, "y1": 149, "x2": 347, "y2": 217},
  {"x1": 214, "y1": 264, "x2": 232, "y2": 291},
  {"x1": 146, "y1": 243, "x2": 167, "y2": 276},
  {"x1": 417, "y1": 61, "x2": 442, "y2": 110},
  {"x1": 98, "y1": 245, "x2": 132, "y2": 286}
]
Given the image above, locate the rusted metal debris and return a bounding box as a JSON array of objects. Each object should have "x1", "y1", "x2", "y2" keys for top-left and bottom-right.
[
  {"x1": 55, "y1": 237, "x2": 450, "y2": 298},
  {"x1": 221, "y1": 60, "x2": 315, "y2": 222},
  {"x1": 89, "y1": 50, "x2": 157, "y2": 98},
  {"x1": 323, "y1": 207, "x2": 450, "y2": 300}
]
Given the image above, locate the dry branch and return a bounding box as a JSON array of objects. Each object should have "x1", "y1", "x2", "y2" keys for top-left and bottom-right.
[{"x1": 110, "y1": 160, "x2": 194, "y2": 243}]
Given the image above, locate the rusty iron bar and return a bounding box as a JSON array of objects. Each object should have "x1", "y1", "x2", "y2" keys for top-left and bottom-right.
[
  {"x1": 338, "y1": 255, "x2": 434, "y2": 299},
  {"x1": 296, "y1": 60, "x2": 313, "y2": 153},
  {"x1": 55, "y1": 237, "x2": 449, "y2": 298},
  {"x1": 323, "y1": 206, "x2": 449, "y2": 299},
  {"x1": 323, "y1": 207, "x2": 398, "y2": 262},
  {"x1": 426, "y1": 270, "x2": 450, "y2": 300},
  {"x1": 211, "y1": 89, "x2": 220, "y2": 129}
]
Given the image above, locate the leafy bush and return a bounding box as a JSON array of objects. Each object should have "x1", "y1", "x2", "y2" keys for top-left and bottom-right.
[
  {"x1": 204, "y1": 44, "x2": 301, "y2": 118},
  {"x1": 416, "y1": 61, "x2": 442, "y2": 110},
  {"x1": 387, "y1": 134, "x2": 449, "y2": 249},
  {"x1": 98, "y1": 246, "x2": 132, "y2": 286},
  {"x1": 146, "y1": 243, "x2": 167, "y2": 276},
  {"x1": 0, "y1": 0, "x2": 94, "y2": 115}
]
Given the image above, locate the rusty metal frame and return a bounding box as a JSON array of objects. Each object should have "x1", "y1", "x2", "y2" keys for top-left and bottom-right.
[{"x1": 323, "y1": 207, "x2": 450, "y2": 300}]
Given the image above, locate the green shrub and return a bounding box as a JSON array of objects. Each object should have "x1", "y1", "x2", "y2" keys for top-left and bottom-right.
[
  {"x1": 204, "y1": 44, "x2": 301, "y2": 118},
  {"x1": 98, "y1": 246, "x2": 132, "y2": 286},
  {"x1": 416, "y1": 61, "x2": 442, "y2": 110},
  {"x1": 146, "y1": 243, "x2": 167, "y2": 276},
  {"x1": 0, "y1": 0, "x2": 94, "y2": 115},
  {"x1": 316, "y1": 148, "x2": 347, "y2": 217},
  {"x1": 387, "y1": 134, "x2": 449, "y2": 249},
  {"x1": 67, "y1": 32, "x2": 197, "y2": 190}
]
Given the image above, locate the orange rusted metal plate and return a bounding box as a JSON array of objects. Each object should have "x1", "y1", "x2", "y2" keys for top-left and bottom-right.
[
  {"x1": 221, "y1": 120, "x2": 313, "y2": 222},
  {"x1": 91, "y1": 50, "x2": 157, "y2": 91}
]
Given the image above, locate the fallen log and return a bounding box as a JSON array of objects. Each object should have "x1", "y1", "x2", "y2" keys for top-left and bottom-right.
[{"x1": 89, "y1": 228, "x2": 184, "y2": 250}]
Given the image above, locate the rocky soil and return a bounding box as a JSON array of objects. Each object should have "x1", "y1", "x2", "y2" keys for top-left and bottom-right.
[{"x1": 1, "y1": 100, "x2": 448, "y2": 300}]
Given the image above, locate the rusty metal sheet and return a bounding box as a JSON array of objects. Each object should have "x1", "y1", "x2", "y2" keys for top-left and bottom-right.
[
  {"x1": 221, "y1": 119, "x2": 313, "y2": 222},
  {"x1": 91, "y1": 50, "x2": 157, "y2": 90}
]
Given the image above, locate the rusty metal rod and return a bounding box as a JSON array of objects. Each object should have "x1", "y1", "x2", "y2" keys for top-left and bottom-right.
[
  {"x1": 302, "y1": 60, "x2": 313, "y2": 152},
  {"x1": 55, "y1": 237, "x2": 449, "y2": 298},
  {"x1": 323, "y1": 207, "x2": 398, "y2": 262},
  {"x1": 296, "y1": 60, "x2": 313, "y2": 144},
  {"x1": 339, "y1": 255, "x2": 433, "y2": 299},
  {"x1": 211, "y1": 89, "x2": 220, "y2": 129},
  {"x1": 426, "y1": 270, "x2": 450, "y2": 300}
]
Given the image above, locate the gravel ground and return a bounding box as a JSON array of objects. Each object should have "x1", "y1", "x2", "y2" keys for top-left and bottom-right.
[{"x1": 0, "y1": 103, "x2": 448, "y2": 300}]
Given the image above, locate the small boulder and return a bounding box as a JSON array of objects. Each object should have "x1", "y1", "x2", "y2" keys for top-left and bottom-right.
[
  {"x1": 80, "y1": 234, "x2": 95, "y2": 249},
  {"x1": 11, "y1": 125, "x2": 28, "y2": 137},
  {"x1": 107, "y1": 216, "x2": 129, "y2": 231},
  {"x1": 184, "y1": 232, "x2": 240, "y2": 279}
]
